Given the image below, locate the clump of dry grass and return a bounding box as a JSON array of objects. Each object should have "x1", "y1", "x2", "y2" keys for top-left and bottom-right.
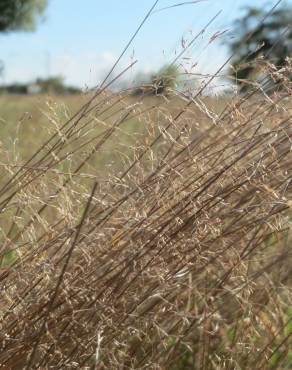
[{"x1": 0, "y1": 47, "x2": 291, "y2": 370}]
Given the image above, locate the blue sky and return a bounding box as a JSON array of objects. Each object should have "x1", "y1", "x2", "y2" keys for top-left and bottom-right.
[{"x1": 0, "y1": 0, "x2": 276, "y2": 88}]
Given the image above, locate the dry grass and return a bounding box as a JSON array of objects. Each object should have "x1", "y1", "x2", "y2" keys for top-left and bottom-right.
[{"x1": 0, "y1": 60, "x2": 291, "y2": 369}]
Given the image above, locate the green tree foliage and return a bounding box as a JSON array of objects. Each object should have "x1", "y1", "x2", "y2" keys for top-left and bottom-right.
[
  {"x1": 151, "y1": 64, "x2": 180, "y2": 95},
  {"x1": 0, "y1": 0, "x2": 48, "y2": 32},
  {"x1": 0, "y1": 76, "x2": 81, "y2": 95},
  {"x1": 133, "y1": 64, "x2": 180, "y2": 96},
  {"x1": 36, "y1": 76, "x2": 81, "y2": 95},
  {"x1": 229, "y1": 4, "x2": 292, "y2": 91}
]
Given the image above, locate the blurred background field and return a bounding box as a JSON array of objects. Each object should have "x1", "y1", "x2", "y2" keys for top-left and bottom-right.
[{"x1": 0, "y1": 93, "x2": 231, "y2": 171}]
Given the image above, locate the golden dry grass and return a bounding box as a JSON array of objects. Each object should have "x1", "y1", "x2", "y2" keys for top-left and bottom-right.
[{"x1": 0, "y1": 62, "x2": 291, "y2": 369}]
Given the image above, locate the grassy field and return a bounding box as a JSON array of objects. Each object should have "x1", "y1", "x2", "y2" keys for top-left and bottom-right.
[
  {"x1": 0, "y1": 93, "x2": 230, "y2": 185},
  {"x1": 0, "y1": 94, "x2": 147, "y2": 170},
  {"x1": 0, "y1": 85, "x2": 291, "y2": 369}
]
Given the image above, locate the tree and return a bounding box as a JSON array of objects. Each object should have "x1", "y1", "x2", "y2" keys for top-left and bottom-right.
[
  {"x1": 151, "y1": 64, "x2": 180, "y2": 95},
  {"x1": 133, "y1": 64, "x2": 180, "y2": 96},
  {"x1": 0, "y1": 0, "x2": 48, "y2": 82},
  {"x1": 35, "y1": 76, "x2": 81, "y2": 95},
  {"x1": 229, "y1": 4, "x2": 292, "y2": 91},
  {"x1": 0, "y1": 0, "x2": 48, "y2": 33}
]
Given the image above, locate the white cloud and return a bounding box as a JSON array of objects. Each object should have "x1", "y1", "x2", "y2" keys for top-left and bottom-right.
[
  {"x1": 1, "y1": 44, "x2": 229, "y2": 94},
  {"x1": 51, "y1": 50, "x2": 119, "y2": 88},
  {"x1": 100, "y1": 51, "x2": 116, "y2": 64},
  {"x1": 2, "y1": 50, "x2": 124, "y2": 88}
]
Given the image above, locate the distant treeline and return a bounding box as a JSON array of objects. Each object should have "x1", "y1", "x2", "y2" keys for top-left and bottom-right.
[{"x1": 0, "y1": 76, "x2": 82, "y2": 95}]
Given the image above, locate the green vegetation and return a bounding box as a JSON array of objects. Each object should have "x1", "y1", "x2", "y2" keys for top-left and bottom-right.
[
  {"x1": 133, "y1": 64, "x2": 180, "y2": 96},
  {"x1": 35, "y1": 76, "x2": 81, "y2": 95},
  {"x1": 0, "y1": 0, "x2": 48, "y2": 32},
  {"x1": 151, "y1": 64, "x2": 180, "y2": 94},
  {"x1": 0, "y1": 76, "x2": 82, "y2": 95},
  {"x1": 0, "y1": 249, "x2": 17, "y2": 267},
  {"x1": 0, "y1": 0, "x2": 49, "y2": 82},
  {"x1": 229, "y1": 3, "x2": 292, "y2": 91}
]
